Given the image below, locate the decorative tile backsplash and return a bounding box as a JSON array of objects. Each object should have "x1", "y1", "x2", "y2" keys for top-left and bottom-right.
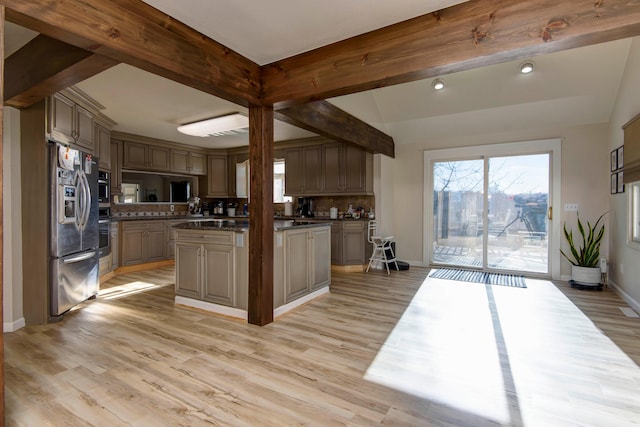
[{"x1": 112, "y1": 195, "x2": 375, "y2": 218}]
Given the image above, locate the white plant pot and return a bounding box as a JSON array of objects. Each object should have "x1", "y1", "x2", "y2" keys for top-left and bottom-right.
[{"x1": 571, "y1": 265, "x2": 601, "y2": 286}]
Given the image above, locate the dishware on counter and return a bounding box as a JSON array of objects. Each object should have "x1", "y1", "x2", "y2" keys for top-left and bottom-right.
[
  {"x1": 330, "y1": 207, "x2": 338, "y2": 219},
  {"x1": 227, "y1": 207, "x2": 236, "y2": 217}
]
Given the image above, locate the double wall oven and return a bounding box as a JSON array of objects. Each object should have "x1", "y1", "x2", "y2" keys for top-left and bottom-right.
[{"x1": 98, "y1": 170, "x2": 111, "y2": 258}]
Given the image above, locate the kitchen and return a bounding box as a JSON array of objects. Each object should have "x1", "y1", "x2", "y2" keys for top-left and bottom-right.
[
  {"x1": 17, "y1": 84, "x2": 379, "y2": 326},
  {"x1": 6, "y1": 1, "x2": 640, "y2": 426}
]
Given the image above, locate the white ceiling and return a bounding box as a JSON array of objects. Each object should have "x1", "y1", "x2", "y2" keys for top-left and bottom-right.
[{"x1": 3, "y1": 2, "x2": 635, "y2": 150}]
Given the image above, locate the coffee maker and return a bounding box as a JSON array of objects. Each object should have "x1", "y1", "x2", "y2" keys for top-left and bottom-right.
[{"x1": 297, "y1": 197, "x2": 314, "y2": 217}]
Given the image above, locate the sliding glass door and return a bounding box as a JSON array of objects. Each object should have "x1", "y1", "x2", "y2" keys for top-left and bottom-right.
[{"x1": 431, "y1": 153, "x2": 550, "y2": 274}]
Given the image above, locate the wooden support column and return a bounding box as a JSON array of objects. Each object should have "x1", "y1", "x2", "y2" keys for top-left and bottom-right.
[
  {"x1": 1, "y1": 6, "x2": 6, "y2": 423},
  {"x1": 247, "y1": 105, "x2": 274, "y2": 326}
]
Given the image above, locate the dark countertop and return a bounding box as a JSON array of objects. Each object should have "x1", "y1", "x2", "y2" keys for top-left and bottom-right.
[
  {"x1": 172, "y1": 219, "x2": 332, "y2": 232},
  {"x1": 113, "y1": 214, "x2": 370, "y2": 222}
]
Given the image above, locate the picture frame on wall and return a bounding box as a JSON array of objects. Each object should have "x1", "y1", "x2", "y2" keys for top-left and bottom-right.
[
  {"x1": 611, "y1": 149, "x2": 618, "y2": 172},
  {"x1": 611, "y1": 173, "x2": 618, "y2": 194},
  {"x1": 617, "y1": 170, "x2": 625, "y2": 193},
  {"x1": 617, "y1": 145, "x2": 624, "y2": 169}
]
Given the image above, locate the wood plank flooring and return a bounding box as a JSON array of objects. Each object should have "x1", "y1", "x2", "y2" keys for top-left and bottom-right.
[{"x1": 4, "y1": 267, "x2": 640, "y2": 426}]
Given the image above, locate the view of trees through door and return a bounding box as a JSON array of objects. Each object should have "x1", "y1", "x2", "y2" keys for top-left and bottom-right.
[{"x1": 432, "y1": 153, "x2": 550, "y2": 274}]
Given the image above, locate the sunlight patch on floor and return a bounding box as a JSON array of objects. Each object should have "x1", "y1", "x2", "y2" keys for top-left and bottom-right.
[
  {"x1": 98, "y1": 281, "x2": 170, "y2": 300},
  {"x1": 365, "y1": 276, "x2": 640, "y2": 426},
  {"x1": 365, "y1": 278, "x2": 511, "y2": 424}
]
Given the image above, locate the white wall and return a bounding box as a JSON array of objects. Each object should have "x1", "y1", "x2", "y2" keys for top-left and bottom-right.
[
  {"x1": 607, "y1": 37, "x2": 640, "y2": 311},
  {"x1": 3, "y1": 107, "x2": 24, "y2": 332},
  {"x1": 388, "y1": 123, "x2": 609, "y2": 280}
]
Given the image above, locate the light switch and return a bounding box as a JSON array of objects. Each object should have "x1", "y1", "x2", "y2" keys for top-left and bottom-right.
[{"x1": 564, "y1": 203, "x2": 578, "y2": 211}]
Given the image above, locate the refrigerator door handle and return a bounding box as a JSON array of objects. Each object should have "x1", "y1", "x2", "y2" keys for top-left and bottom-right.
[
  {"x1": 74, "y1": 170, "x2": 83, "y2": 228},
  {"x1": 63, "y1": 251, "x2": 97, "y2": 264},
  {"x1": 81, "y1": 171, "x2": 92, "y2": 228}
]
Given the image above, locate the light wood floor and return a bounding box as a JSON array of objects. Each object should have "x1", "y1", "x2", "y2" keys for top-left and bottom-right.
[{"x1": 4, "y1": 267, "x2": 640, "y2": 426}]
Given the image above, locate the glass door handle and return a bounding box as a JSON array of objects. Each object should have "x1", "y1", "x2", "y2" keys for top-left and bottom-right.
[{"x1": 548, "y1": 207, "x2": 553, "y2": 220}]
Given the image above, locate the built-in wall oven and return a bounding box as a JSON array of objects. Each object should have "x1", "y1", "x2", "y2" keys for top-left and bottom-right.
[
  {"x1": 98, "y1": 207, "x2": 111, "y2": 258},
  {"x1": 98, "y1": 170, "x2": 109, "y2": 206}
]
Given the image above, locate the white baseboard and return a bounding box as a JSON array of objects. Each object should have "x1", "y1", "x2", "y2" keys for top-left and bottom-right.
[
  {"x1": 4, "y1": 317, "x2": 25, "y2": 332},
  {"x1": 175, "y1": 287, "x2": 331, "y2": 322},
  {"x1": 174, "y1": 296, "x2": 248, "y2": 320},
  {"x1": 609, "y1": 281, "x2": 640, "y2": 314},
  {"x1": 274, "y1": 286, "x2": 330, "y2": 318}
]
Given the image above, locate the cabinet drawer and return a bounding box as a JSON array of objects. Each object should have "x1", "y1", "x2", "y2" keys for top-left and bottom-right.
[
  {"x1": 175, "y1": 230, "x2": 235, "y2": 245},
  {"x1": 121, "y1": 220, "x2": 165, "y2": 231}
]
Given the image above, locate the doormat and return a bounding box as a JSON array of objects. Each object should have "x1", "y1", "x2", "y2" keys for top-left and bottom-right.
[{"x1": 429, "y1": 268, "x2": 527, "y2": 288}]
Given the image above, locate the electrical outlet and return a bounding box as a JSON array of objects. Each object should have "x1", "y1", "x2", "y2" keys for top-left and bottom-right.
[
  {"x1": 170, "y1": 204, "x2": 175, "y2": 212},
  {"x1": 564, "y1": 203, "x2": 579, "y2": 211}
]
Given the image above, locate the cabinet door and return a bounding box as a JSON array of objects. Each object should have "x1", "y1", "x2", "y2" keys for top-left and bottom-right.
[
  {"x1": 206, "y1": 155, "x2": 228, "y2": 197},
  {"x1": 121, "y1": 228, "x2": 144, "y2": 266},
  {"x1": 202, "y1": 244, "x2": 235, "y2": 306},
  {"x1": 97, "y1": 124, "x2": 111, "y2": 170},
  {"x1": 175, "y1": 242, "x2": 202, "y2": 299},
  {"x1": 285, "y1": 228, "x2": 310, "y2": 301},
  {"x1": 303, "y1": 146, "x2": 322, "y2": 194},
  {"x1": 189, "y1": 152, "x2": 206, "y2": 175},
  {"x1": 310, "y1": 227, "x2": 331, "y2": 290},
  {"x1": 344, "y1": 145, "x2": 366, "y2": 193},
  {"x1": 123, "y1": 141, "x2": 148, "y2": 169},
  {"x1": 170, "y1": 149, "x2": 189, "y2": 173},
  {"x1": 285, "y1": 148, "x2": 303, "y2": 194},
  {"x1": 343, "y1": 223, "x2": 366, "y2": 265},
  {"x1": 75, "y1": 105, "x2": 94, "y2": 152},
  {"x1": 330, "y1": 222, "x2": 342, "y2": 265},
  {"x1": 49, "y1": 94, "x2": 75, "y2": 144},
  {"x1": 110, "y1": 140, "x2": 122, "y2": 195},
  {"x1": 148, "y1": 145, "x2": 170, "y2": 171},
  {"x1": 322, "y1": 143, "x2": 344, "y2": 193},
  {"x1": 110, "y1": 223, "x2": 119, "y2": 269},
  {"x1": 145, "y1": 228, "x2": 166, "y2": 262}
]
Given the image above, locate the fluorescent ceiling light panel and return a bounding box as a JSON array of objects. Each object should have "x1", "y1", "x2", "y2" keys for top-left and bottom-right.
[{"x1": 177, "y1": 113, "x2": 249, "y2": 137}]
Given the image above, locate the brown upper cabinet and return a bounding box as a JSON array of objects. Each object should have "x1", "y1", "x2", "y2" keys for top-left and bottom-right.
[
  {"x1": 110, "y1": 139, "x2": 122, "y2": 195},
  {"x1": 123, "y1": 140, "x2": 170, "y2": 171},
  {"x1": 170, "y1": 149, "x2": 206, "y2": 175},
  {"x1": 95, "y1": 123, "x2": 111, "y2": 170},
  {"x1": 48, "y1": 93, "x2": 94, "y2": 153},
  {"x1": 199, "y1": 155, "x2": 229, "y2": 197},
  {"x1": 285, "y1": 145, "x2": 322, "y2": 195},
  {"x1": 285, "y1": 142, "x2": 372, "y2": 196}
]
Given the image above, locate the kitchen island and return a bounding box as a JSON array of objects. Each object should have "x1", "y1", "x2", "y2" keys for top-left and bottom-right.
[{"x1": 173, "y1": 219, "x2": 331, "y2": 320}]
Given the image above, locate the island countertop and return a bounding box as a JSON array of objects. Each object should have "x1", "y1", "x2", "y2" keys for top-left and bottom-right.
[{"x1": 171, "y1": 219, "x2": 332, "y2": 232}]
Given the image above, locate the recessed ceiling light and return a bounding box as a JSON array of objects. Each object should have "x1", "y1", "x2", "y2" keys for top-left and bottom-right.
[
  {"x1": 519, "y1": 61, "x2": 535, "y2": 74},
  {"x1": 432, "y1": 79, "x2": 445, "y2": 90},
  {"x1": 177, "y1": 113, "x2": 249, "y2": 137}
]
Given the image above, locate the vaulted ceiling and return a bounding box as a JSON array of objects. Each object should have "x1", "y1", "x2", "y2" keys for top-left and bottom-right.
[{"x1": 3, "y1": 0, "x2": 639, "y2": 152}]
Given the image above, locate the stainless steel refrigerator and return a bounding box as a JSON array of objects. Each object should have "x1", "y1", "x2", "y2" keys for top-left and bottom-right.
[{"x1": 49, "y1": 141, "x2": 99, "y2": 319}]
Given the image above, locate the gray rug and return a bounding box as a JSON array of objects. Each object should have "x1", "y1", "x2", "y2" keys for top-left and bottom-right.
[{"x1": 429, "y1": 268, "x2": 527, "y2": 288}]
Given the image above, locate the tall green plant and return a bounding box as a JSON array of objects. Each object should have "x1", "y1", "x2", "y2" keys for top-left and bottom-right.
[{"x1": 561, "y1": 212, "x2": 607, "y2": 267}]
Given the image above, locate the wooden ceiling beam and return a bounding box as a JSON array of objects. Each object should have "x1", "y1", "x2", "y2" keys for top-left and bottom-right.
[
  {"x1": 4, "y1": 34, "x2": 118, "y2": 108},
  {"x1": 276, "y1": 100, "x2": 394, "y2": 157},
  {"x1": 3, "y1": 0, "x2": 261, "y2": 107},
  {"x1": 263, "y1": 0, "x2": 640, "y2": 107}
]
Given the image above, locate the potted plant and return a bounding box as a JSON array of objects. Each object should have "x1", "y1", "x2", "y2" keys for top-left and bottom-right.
[{"x1": 561, "y1": 212, "x2": 607, "y2": 286}]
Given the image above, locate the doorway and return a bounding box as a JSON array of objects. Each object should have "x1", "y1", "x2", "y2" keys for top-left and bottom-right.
[{"x1": 425, "y1": 140, "x2": 561, "y2": 277}]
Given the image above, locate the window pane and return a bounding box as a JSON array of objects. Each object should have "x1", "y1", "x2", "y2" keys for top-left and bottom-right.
[
  {"x1": 432, "y1": 159, "x2": 484, "y2": 267},
  {"x1": 632, "y1": 183, "x2": 640, "y2": 243},
  {"x1": 274, "y1": 159, "x2": 291, "y2": 203},
  {"x1": 487, "y1": 154, "x2": 549, "y2": 273}
]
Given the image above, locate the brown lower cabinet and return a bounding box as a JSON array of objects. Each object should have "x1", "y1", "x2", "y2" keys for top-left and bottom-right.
[
  {"x1": 329, "y1": 220, "x2": 370, "y2": 266},
  {"x1": 120, "y1": 221, "x2": 166, "y2": 266},
  {"x1": 175, "y1": 239, "x2": 236, "y2": 306}
]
